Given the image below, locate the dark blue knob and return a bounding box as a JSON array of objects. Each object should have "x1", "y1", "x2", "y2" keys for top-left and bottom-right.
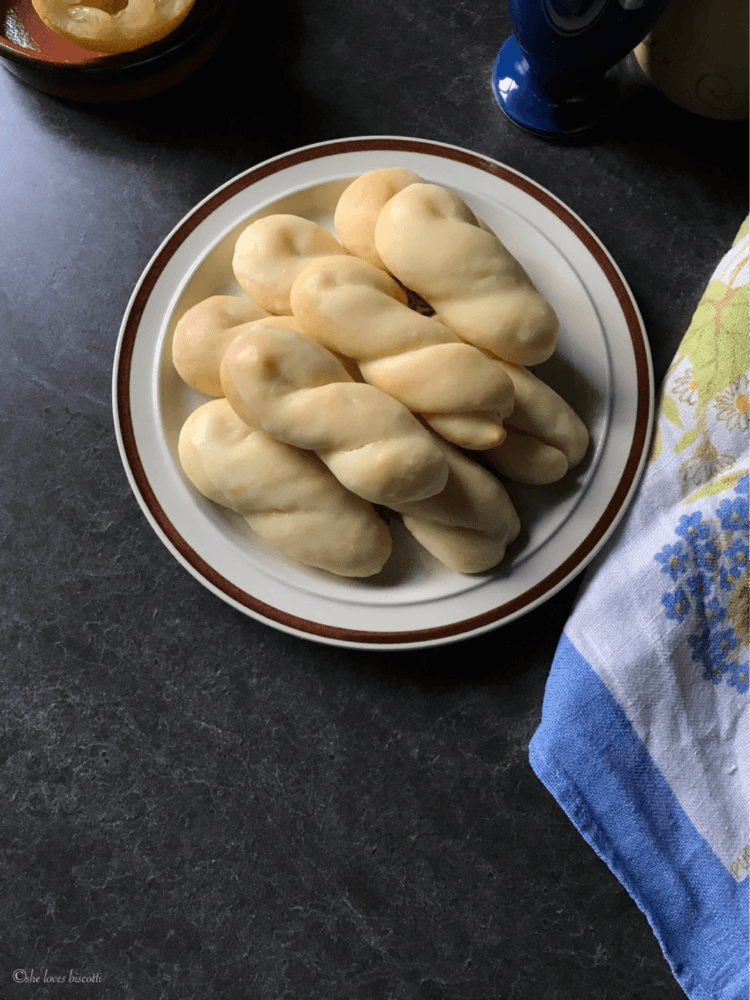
[{"x1": 492, "y1": 0, "x2": 672, "y2": 136}]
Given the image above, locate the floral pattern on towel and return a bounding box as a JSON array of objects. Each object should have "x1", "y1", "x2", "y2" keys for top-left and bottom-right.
[
  {"x1": 651, "y1": 220, "x2": 749, "y2": 697},
  {"x1": 656, "y1": 475, "x2": 749, "y2": 694}
]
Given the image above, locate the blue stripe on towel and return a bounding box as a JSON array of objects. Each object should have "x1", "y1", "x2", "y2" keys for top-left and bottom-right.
[{"x1": 529, "y1": 634, "x2": 749, "y2": 1000}]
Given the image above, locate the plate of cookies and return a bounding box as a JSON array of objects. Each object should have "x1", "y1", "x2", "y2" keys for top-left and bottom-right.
[{"x1": 112, "y1": 136, "x2": 653, "y2": 649}]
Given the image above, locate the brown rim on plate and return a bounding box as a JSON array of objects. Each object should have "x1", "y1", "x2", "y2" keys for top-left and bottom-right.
[{"x1": 115, "y1": 137, "x2": 652, "y2": 646}]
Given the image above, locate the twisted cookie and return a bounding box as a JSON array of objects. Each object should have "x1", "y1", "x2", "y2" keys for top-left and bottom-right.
[
  {"x1": 334, "y1": 167, "x2": 421, "y2": 269},
  {"x1": 392, "y1": 433, "x2": 521, "y2": 574},
  {"x1": 178, "y1": 399, "x2": 392, "y2": 577},
  {"x1": 172, "y1": 294, "x2": 269, "y2": 397},
  {"x1": 483, "y1": 363, "x2": 589, "y2": 484},
  {"x1": 334, "y1": 168, "x2": 496, "y2": 273},
  {"x1": 220, "y1": 321, "x2": 449, "y2": 507},
  {"x1": 374, "y1": 182, "x2": 559, "y2": 367},
  {"x1": 290, "y1": 254, "x2": 515, "y2": 451},
  {"x1": 232, "y1": 215, "x2": 348, "y2": 315}
]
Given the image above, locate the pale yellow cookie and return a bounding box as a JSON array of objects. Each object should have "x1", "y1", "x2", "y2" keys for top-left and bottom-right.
[
  {"x1": 172, "y1": 295, "x2": 269, "y2": 397},
  {"x1": 482, "y1": 429, "x2": 569, "y2": 485},
  {"x1": 483, "y1": 363, "x2": 589, "y2": 484},
  {"x1": 334, "y1": 167, "x2": 422, "y2": 269},
  {"x1": 178, "y1": 398, "x2": 392, "y2": 577},
  {"x1": 290, "y1": 254, "x2": 515, "y2": 450},
  {"x1": 392, "y1": 433, "x2": 521, "y2": 574},
  {"x1": 374, "y1": 182, "x2": 559, "y2": 366},
  {"x1": 220, "y1": 321, "x2": 449, "y2": 507},
  {"x1": 232, "y1": 215, "x2": 348, "y2": 315}
]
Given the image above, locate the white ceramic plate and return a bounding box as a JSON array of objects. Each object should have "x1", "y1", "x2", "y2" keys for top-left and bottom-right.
[{"x1": 112, "y1": 136, "x2": 653, "y2": 650}]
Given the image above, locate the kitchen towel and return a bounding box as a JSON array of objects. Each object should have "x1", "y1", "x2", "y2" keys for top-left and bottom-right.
[{"x1": 530, "y1": 219, "x2": 749, "y2": 1000}]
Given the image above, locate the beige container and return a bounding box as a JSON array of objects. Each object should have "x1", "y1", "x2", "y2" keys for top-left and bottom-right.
[{"x1": 634, "y1": 0, "x2": 749, "y2": 120}]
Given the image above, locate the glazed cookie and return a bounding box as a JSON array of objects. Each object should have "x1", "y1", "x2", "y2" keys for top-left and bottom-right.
[
  {"x1": 232, "y1": 214, "x2": 348, "y2": 315},
  {"x1": 392, "y1": 433, "x2": 521, "y2": 574},
  {"x1": 178, "y1": 398, "x2": 392, "y2": 578},
  {"x1": 374, "y1": 182, "x2": 559, "y2": 366},
  {"x1": 334, "y1": 167, "x2": 422, "y2": 269},
  {"x1": 220, "y1": 321, "x2": 449, "y2": 507},
  {"x1": 290, "y1": 254, "x2": 515, "y2": 451},
  {"x1": 172, "y1": 294, "x2": 269, "y2": 397},
  {"x1": 482, "y1": 363, "x2": 589, "y2": 484}
]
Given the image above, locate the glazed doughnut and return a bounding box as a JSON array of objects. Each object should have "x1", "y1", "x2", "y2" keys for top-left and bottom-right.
[
  {"x1": 334, "y1": 167, "x2": 421, "y2": 269},
  {"x1": 290, "y1": 254, "x2": 515, "y2": 450},
  {"x1": 232, "y1": 215, "x2": 348, "y2": 315},
  {"x1": 391, "y1": 433, "x2": 521, "y2": 574},
  {"x1": 31, "y1": 0, "x2": 196, "y2": 54},
  {"x1": 172, "y1": 295, "x2": 269, "y2": 397},
  {"x1": 374, "y1": 182, "x2": 559, "y2": 366},
  {"x1": 220, "y1": 321, "x2": 449, "y2": 507},
  {"x1": 482, "y1": 363, "x2": 589, "y2": 484},
  {"x1": 178, "y1": 399, "x2": 392, "y2": 578}
]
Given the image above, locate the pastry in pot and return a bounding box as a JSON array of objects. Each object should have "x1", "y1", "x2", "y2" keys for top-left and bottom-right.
[{"x1": 30, "y1": 0, "x2": 197, "y2": 54}]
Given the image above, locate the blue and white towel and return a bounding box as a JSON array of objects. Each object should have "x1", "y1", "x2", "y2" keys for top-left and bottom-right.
[{"x1": 531, "y1": 221, "x2": 749, "y2": 1000}]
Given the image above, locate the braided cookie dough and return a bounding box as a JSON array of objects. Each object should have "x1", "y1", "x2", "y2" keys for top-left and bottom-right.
[
  {"x1": 374, "y1": 182, "x2": 559, "y2": 367},
  {"x1": 220, "y1": 321, "x2": 449, "y2": 507},
  {"x1": 232, "y1": 215, "x2": 349, "y2": 315},
  {"x1": 31, "y1": 0, "x2": 196, "y2": 54},
  {"x1": 290, "y1": 254, "x2": 515, "y2": 451},
  {"x1": 172, "y1": 295, "x2": 269, "y2": 397},
  {"x1": 483, "y1": 363, "x2": 589, "y2": 484},
  {"x1": 254, "y1": 314, "x2": 364, "y2": 383},
  {"x1": 178, "y1": 399, "x2": 392, "y2": 578},
  {"x1": 334, "y1": 167, "x2": 421, "y2": 269},
  {"x1": 334, "y1": 168, "x2": 496, "y2": 270},
  {"x1": 391, "y1": 434, "x2": 521, "y2": 574}
]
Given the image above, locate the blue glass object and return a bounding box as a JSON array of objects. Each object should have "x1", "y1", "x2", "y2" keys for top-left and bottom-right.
[{"x1": 492, "y1": 0, "x2": 672, "y2": 137}]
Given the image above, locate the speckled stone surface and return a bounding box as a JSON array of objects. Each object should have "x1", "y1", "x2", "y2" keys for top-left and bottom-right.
[{"x1": 1, "y1": 3, "x2": 747, "y2": 997}]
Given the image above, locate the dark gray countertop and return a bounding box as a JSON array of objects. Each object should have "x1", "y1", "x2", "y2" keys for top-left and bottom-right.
[{"x1": 2, "y1": 3, "x2": 747, "y2": 997}]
